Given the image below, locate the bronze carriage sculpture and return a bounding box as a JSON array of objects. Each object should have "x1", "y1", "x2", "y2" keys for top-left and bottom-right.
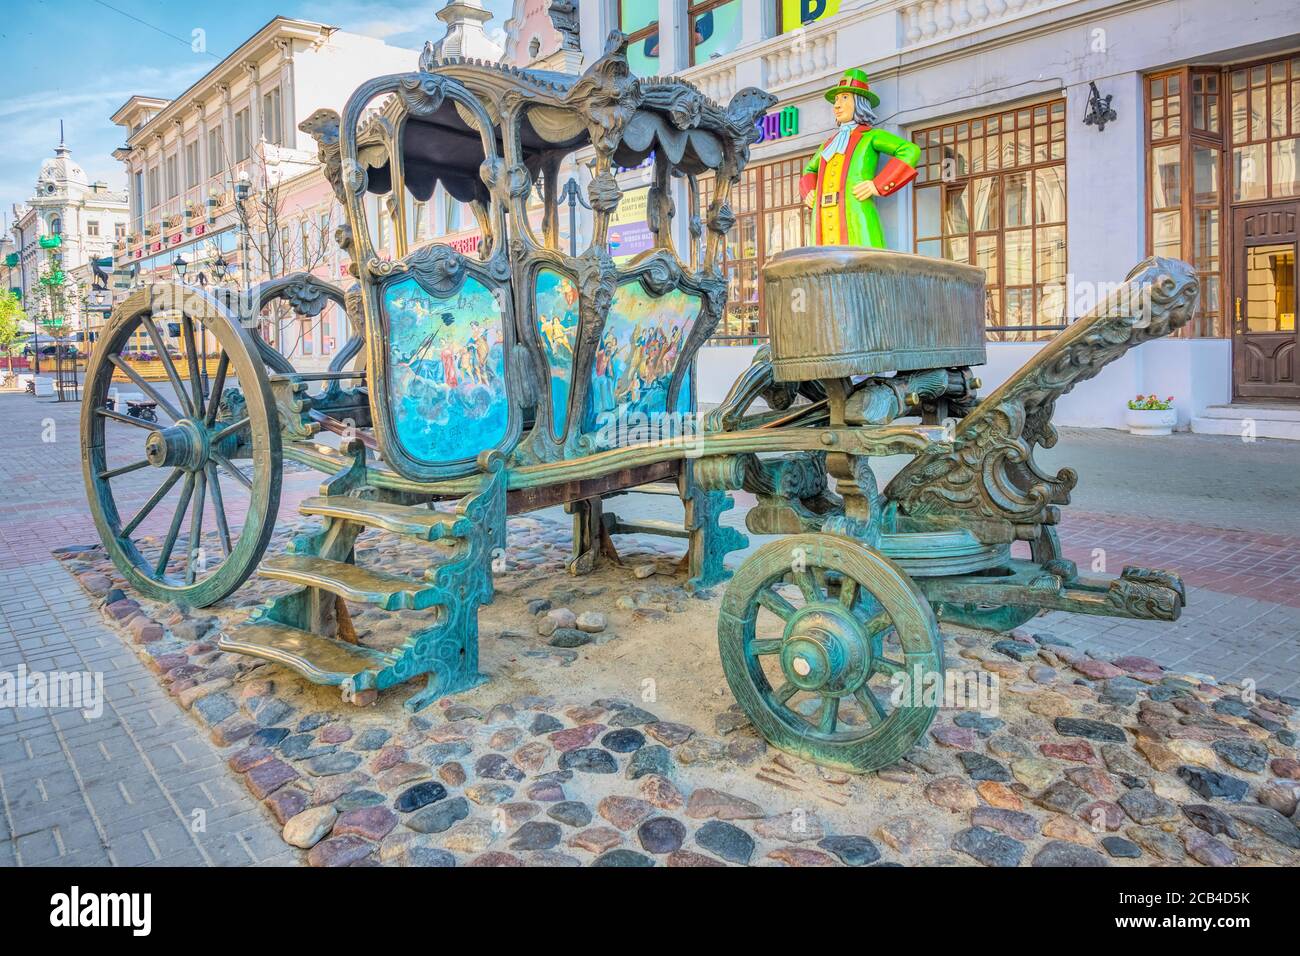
[{"x1": 80, "y1": 34, "x2": 1195, "y2": 773}]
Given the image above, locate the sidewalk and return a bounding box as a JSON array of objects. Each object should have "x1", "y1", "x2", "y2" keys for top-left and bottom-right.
[{"x1": 0, "y1": 392, "x2": 299, "y2": 865}]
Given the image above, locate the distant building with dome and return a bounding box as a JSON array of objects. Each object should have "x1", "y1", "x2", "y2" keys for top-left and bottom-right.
[
  {"x1": 425, "y1": 0, "x2": 503, "y2": 62},
  {"x1": 10, "y1": 133, "x2": 128, "y2": 335}
]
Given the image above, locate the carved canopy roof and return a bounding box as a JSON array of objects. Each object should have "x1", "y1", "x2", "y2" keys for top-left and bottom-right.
[{"x1": 353, "y1": 43, "x2": 765, "y2": 205}]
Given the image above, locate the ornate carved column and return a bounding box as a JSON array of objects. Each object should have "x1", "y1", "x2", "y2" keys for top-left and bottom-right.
[
  {"x1": 277, "y1": 39, "x2": 295, "y2": 148},
  {"x1": 245, "y1": 61, "x2": 262, "y2": 152}
]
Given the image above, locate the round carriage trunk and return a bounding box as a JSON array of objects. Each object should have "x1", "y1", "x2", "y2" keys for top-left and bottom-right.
[{"x1": 761, "y1": 247, "x2": 987, "y2": 383}]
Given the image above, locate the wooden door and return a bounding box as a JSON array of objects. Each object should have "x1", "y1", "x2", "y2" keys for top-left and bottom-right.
[{"x1": 1233, "y1": 202, "x2": 1299, "y2": 401}]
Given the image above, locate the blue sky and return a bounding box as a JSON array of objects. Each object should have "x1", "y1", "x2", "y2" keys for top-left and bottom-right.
[{"x1": 0, "y1": 0, "x2": 514, "y2": 224}]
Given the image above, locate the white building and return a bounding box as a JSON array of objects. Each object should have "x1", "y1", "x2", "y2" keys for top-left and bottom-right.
[
  {"x1": 110, "y1": 17, "x2": 420, "y2": 367},
  {"x1": 9, "y1": 136, "x2": 128, "y2": 335},
  {"x1": 559, "y1": 0, "x2": 1300, "y2": 437}
]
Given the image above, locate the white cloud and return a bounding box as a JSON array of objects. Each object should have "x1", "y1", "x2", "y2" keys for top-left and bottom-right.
[{"x1": 0, "y1": 61, "x2": 209, "y2": 215}]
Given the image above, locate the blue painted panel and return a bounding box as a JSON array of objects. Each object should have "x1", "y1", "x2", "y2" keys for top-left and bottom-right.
[
  {"x1": 384, "y1": 274, "x2": 508, "y2": 464},
  {"x1": 534, "y1": 269, "x2": 581, "y2": 439},
  {"x1": 584, "y1": 280, "x2": 700, "y2": 448}
]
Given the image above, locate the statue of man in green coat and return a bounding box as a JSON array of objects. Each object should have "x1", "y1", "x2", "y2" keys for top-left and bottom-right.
[{"x1": 800, "y1": 68, "x2": 921, "y2": 248}]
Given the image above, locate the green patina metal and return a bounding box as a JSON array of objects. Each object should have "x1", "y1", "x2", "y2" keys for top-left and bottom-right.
[{"x1": 80, "y1": 33, "x2": 1197, "y2": 769}]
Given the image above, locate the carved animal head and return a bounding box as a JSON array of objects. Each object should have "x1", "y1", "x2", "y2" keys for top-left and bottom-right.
[
  {"x1": 298, "y1": 108, "x2": 340, "y2": 148},
  {"x1": 726, "y1": 88, "x2": 779, "y2": 137}
]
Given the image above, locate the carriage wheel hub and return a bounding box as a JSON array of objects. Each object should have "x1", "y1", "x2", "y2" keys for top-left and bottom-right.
[
  {"x1": 781, "y1": 603, "x2": 870, "y2": 694},
  {"x1": 145, "y1": 420, "x2": 209, "y2": 471}
]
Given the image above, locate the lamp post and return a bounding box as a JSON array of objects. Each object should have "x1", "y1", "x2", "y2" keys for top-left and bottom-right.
[
  {"x1": 537, "y1": 174, "x2": 590, "y2": 257},
  {"x1": 233, "y1": 170, "x2": 253, "y2": 336},
  {"x1": 172, "y1": 253, "x2": 188, "y2": 279}
]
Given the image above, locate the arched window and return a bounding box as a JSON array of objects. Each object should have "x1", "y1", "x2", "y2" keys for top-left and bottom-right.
[{"x1": 48, "y1": 216, "x2": 62, "y2": 236}]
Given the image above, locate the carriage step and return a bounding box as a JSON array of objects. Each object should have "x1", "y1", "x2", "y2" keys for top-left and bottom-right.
[
  {"x1": 216, "y1": 621, "x2": 395, "y2": 686},
  {"x1": 299, "y1": 495, "x2": 470, "y2": 541},
  {"x1": 258, "y1": 555, "x2": 439, "y2": 610}
]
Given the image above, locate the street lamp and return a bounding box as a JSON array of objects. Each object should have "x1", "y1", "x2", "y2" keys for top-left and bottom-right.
[
  {"x1": 536, "y1": 173, "x2": 590, "y2": 257},
  {"x1": 172, "y1": 253, "x2": 188, "y2": 279},
  {"x1": 213, "y1": 253, "x2": 228, "y2": 281}
]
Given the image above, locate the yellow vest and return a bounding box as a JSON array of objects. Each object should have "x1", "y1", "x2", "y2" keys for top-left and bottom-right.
[{"x1": 818, "y1": 152, "x2": 846, "y2": 245}]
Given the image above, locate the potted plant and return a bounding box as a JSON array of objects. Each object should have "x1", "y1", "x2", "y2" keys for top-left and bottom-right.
[{"x1": 1125, "y1": 394, "x2": 1177, "y2": 436}]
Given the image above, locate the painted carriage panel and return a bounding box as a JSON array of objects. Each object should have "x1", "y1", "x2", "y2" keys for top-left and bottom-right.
[
  {"x1": 384, "y1": 273, "x2": 509, "y2": 464},
  {"x1": 534, "y1": 268, "x2": 581, "y2": 439},
  {"x1": 584, "y1": 279, "x2": 701, "y2": 448}
]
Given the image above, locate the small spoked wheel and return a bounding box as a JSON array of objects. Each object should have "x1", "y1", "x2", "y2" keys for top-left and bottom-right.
[
  {"x1": 718, "y1": 533, "x2": 943, "y2": 773},
  {"x1": 81, "y1": 283, "x2": 281, "y2": 608},
  {"x1": 936, "y1": 527, "x2": 1062, "y2": 633}
]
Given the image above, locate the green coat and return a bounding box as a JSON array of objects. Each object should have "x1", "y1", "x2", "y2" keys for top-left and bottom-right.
[{"x1": 801, "y1": 125, "x2": 922, "y2": 248}]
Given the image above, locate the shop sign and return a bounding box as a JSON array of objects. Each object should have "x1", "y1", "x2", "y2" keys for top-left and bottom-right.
[
  {"x1": 610, "y1": 186, "x2": 654, "y2": 262},
  {"x1": 756, "y1": 106, "x2": 800, "y2": 143},
  {"x1": 781, "y1": 0, "x2": 842, "y2": 33},
  {"x1": 447, "y1": 233, "x2": 482, "y2": 255}
]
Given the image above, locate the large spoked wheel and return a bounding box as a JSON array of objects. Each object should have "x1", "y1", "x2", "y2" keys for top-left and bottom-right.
[
  {"x1": 80, "y1": 283, "x2": 281, "y2": 608},
  {"x1": 718, "y1": 533, "x2": 943, "y2": 773},
  {"x1": 936, "y1": 527, "x2": 1061, "y2": 633}
]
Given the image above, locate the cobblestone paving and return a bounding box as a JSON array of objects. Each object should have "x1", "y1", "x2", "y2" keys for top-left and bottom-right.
[
  {"x1": 54, "y1": 512, "x2": 1300, "y2": 867},
  {"x1": 2, "y1": 391, "x2": 1298, "y2": 867}
]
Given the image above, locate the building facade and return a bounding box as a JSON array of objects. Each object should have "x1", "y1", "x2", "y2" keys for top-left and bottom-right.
[
  {"x1": 564, "y1": 0, "x2": 1300, "y2": 434},
  {"x1": 8, "y1": 138, "x2": 128, "y2": 338},
  {"x1": 110, "y1": 17, "x2": 420, "y2": 369}
]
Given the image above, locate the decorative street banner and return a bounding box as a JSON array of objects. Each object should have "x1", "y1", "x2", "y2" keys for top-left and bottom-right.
[{"x1": 609, "y1": 186, "x2": 653, "y2": 262}]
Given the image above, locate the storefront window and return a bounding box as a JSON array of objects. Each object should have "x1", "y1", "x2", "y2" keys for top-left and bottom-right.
[
  {"x1": 700, "y1": 157, "x2": 812, "y2": 344},
  {"x1": 1230, "y1": 59, "x2": 1300, "y2": 200},
  {"x1": 690, "y1": 1, "x2": 744, "y2": 65},
  {"x1": 1148, "y1": 68, "x2": 1225, "y2": 336},
  {"x1": 912, "y1": 99, "x2": 1067, "y2": 341},
  {"x1": 620, "y1": 0, "x2": 659, "y2": 76}
]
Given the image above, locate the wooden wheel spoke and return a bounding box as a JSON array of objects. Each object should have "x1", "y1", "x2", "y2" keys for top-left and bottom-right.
[
  {"x1": 205, "y1": 464, "x2": 233, "y2": 556},
  {"x1": 818, "y1": 696, "x2": 839, "y2": 734},
  {"x1": 121, "y1": 469, "x2": 183, "y2": 538},
  {"x1": 182, "y1": 314, "x2": 204, "y2": 417},
  {"x1": 839, "y1": 576, "x2": 859, "y2": 610},
  {"x1": 204, "y1": 352, "x2": 230, "y2": 427},
  {"x1": 107, "y1": 355, "x2": 184, "y2": 421},
  {"x1": 210, "y1": 416, "x2": 250, "y2": 445},
  {"x1": 873, "y1": 657, "x2": 906, "y2": 678},
  {"x1": 748, "y1": 638, "x2": 782, "y2": 656},
  {"x1": 211, "y1": 452, "x2": 252, "y2": 491},
  {"x1": 855, "y1": 685, "x2": 888, "y2": 725},
  {"x1": 141, "y1": 314, "x2": 193, "y2": 418},
  {"x1": 863, "y1": 611, "x2": 894, "y2": 638},
  {"x1": 185, "y1": 470, "x2": 207, "y2": 584},
  {"x1": 99, "y1": 459, "x2": 151, "y2": 481},
  {"x1": 792, "y1": 567, "x2": 822, "y2": 604},
  {"x1": 757, "y1": 587, "x2": 797, "y2": 622},
  {"x1": 155, "y1": 473, "x2": 196, "y2": 578},
  {"x1": 97, "y1": 406, "x2": 161, "y2": 431}
]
